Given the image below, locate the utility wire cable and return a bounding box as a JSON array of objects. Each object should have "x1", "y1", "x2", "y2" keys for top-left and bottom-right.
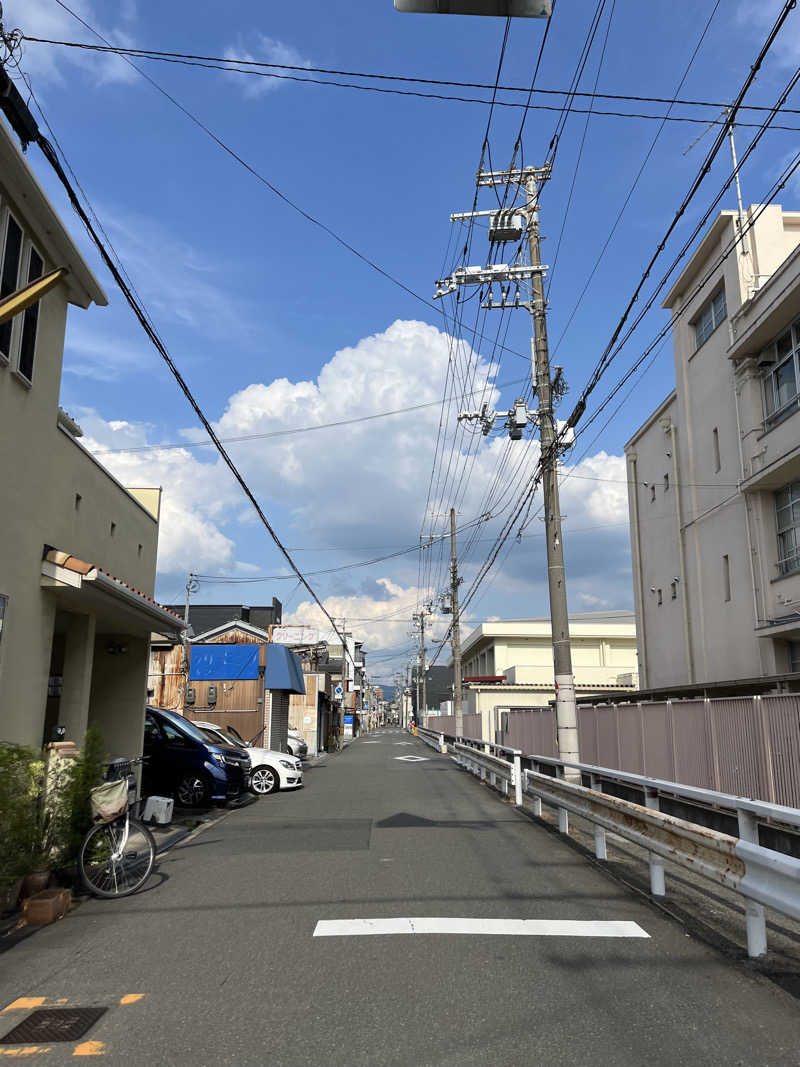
[
  {"x1": 22, "y1": 35, "x2": 800, "y2": 119},
  {"x1": 42, "y1": 1, "x2": 531, "y2": 365},
  {"x1": 20, "y1": 106, "x2": 359, "y2": 668}
]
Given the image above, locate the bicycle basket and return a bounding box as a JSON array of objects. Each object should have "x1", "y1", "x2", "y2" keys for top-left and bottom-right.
[{"x1": 90, "y1": 778, "x2": 129, "y2": 824}]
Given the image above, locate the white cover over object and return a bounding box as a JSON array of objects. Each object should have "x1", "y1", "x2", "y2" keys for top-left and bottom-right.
[{"x1": 142, "y1": 796, "x2": 174, "y2": 825}]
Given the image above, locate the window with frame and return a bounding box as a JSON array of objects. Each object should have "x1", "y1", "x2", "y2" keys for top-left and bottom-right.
[
  {"x1": 789, "y1": 640, "x2": 800, "y2": 674},
  {"x1": 762, "y1": 319, "x2": 800, "y2": 429},
  {"x1": 0, "y1": 204, "x2": 44, "y2": 380},
  {"x1": 693, "y1": 287, "x2": 727, "y2": 351},
  {"x1": 775, "y1": 480, "x2": 800, "y2": 577}
]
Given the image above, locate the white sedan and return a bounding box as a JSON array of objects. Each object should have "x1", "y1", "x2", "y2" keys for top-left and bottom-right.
[{"x1": 193, "y1": 722, "x2": 304, "y2": 795}]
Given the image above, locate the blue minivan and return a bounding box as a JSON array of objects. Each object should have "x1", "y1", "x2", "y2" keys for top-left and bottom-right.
[{"x1": 142, "y1": 706, "x2": 250, "y2": 807}]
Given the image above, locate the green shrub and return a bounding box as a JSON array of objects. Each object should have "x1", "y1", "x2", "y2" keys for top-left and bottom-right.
[
  {"x1": 59, "y1": 725, "x2": 105, "y2": 865},
  {"x1": 0, "y1": 743, "x2": 39, "y2": 888}
]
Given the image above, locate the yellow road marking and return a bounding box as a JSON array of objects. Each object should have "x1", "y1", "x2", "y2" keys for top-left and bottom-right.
[
  {"x1": 118, "y1": 996, "x2": 143, "y2": 1006},
  {"x1": 72, "y1": 1043, "x2": 105, "y2": 1057},
  {"x1": 2, "y1": 1001, "x2": 46, "y2": 1014},
  {"x1": 0, "y1": 1048, "x2": 52, "y2": 1057}
]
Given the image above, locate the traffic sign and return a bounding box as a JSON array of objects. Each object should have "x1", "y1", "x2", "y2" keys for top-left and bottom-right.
[{"x1": 334, "y1": 684, "x2": 343, "y2": 699}]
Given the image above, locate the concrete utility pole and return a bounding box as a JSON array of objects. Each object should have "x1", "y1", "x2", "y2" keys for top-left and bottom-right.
[
  {"x1": 437, "y1": 164, "x2": 579, "y2": 768},
  {"x1": 182, "y1": 572, "x2": 197, "y2": 673},
  {"x1": 450, "y1": 508, "x2": 464, "y2": 737},
  {"x1": 420, "y1": 612, "x2": 427, "y2": 720},
  {"x1": 524, "y1": 171, "x2": 579, "y2": 768}
]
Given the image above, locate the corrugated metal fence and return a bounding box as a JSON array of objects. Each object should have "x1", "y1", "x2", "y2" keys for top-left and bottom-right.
[
  {"x1": 425, "y1": 714, "x2": 482, "y2": 737},
  {"x1": 496, "y1": 696, "x2": 800, "y2": 807}
]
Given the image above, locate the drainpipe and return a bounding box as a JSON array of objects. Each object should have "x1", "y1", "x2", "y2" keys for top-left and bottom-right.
[
  {"x1": 670, "y1": 424, "x2": 695, "y2": 683},
  {"x1": 733, "y1": 363, "x2": 767, "y2": 674},
  {"x1": 627, "y1": 454, "x2": 649, "y2": 688}
]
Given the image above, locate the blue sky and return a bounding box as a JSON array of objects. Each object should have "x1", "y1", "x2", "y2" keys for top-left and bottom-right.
[{"x1": 6, "y1": 0, "x2": 800, "y2": 680}]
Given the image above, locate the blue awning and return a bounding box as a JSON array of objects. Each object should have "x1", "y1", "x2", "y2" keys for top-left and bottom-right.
[{"x1": 264, "y1": 644, "x2": 306, "y2": 695}]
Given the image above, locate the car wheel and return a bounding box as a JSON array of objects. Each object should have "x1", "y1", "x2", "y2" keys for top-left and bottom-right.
[
  {"x1": 176, "y1": 772, "x2": 211, "y2": 807},
  {"x1": 286, "y1": 744, "x2": 295, "y2": 757},
  {"x1": 250, "y1": 766, "x2": 279, "y2": 795}
]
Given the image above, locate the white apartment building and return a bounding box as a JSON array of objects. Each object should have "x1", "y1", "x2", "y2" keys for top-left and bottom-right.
[
  {"x1": 459, "y1": 611, "x2": 638, "y2": 740},
  {"x1": 626, "y1": 204, "x2": 800, "y2": 689}
]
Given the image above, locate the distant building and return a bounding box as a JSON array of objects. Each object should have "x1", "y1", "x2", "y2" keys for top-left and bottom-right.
[
  {"x1": 458, "y1": 612, "x2": 638, "y2": 741},
  {"x1": 626, "y1": 205, "x2": 800, "y2": 689},
  {"x1": 0, "y1": 117, "x2": 182, "y2": 753},
  {"x1": 164, "y1": 599, "x2": 282, "y2": 636},
  {"x1": 411, "y1": 664, "x2": 453, "y2": 716}
]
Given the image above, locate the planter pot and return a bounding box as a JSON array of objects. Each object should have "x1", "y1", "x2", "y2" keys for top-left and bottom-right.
[
  {"x1": 0, "y1": 878, "x2": 23, "y2": 914},
  {"x1": 22, "y1": 870, "x2": 50, "y2": 896}
]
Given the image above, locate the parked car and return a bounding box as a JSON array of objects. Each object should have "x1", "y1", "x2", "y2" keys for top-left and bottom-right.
[
  {"x1": 287, "y1": 727, "x2": 308, "y2": 760},
  {"x1": 142, "y1": 706, "x2": 251, "y2": 807},
  {"x1": 193, "y1": 722, "x2": 304, "y2": 795}
]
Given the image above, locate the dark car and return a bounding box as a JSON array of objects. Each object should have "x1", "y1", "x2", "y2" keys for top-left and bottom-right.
[{"x1": 142, "y1": 706, "x2": 250, "y2": 807}]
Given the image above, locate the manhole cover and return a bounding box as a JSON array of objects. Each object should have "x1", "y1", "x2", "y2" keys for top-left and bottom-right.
[{"x1": 1, "y1": 1007, "x2": 107, "y2": 1044}]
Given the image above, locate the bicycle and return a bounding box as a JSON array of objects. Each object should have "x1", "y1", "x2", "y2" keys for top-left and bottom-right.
[{"x1": 78, "y1": 756, "x2": 156, "y2": 899}]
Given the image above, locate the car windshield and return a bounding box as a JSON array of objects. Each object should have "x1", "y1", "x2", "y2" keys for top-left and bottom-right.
[
  {"x1": 224, "y1": 725, "x2": 247, "y2": 746},
  {"x1": 198, "y1": 726, "x2": 226, "y2": 746},
  {"x1": 156, "y1": 709, "x2": 215, "y2": 746}
]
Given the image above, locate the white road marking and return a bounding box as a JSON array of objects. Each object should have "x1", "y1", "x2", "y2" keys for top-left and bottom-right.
[
  {"x1": 363, "y1": 741, "x2": 381, "y2": 744},
  {"x1": 394, "y1": 742, "x2": 413, "y2": 746},
  {"x1": 394, "y1": 755, "x2": 429, "y2": 762},
  {"x1": 313, "y1": 918, "x2": 650, "y2": 938}
]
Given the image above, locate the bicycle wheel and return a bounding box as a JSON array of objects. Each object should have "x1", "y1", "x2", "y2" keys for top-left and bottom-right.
[{"x1": 79, "y1": 817, "x2": 156, "y2": 898}]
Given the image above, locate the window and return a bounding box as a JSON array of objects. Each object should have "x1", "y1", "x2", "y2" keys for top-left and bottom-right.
[
  {"x1": 775, "y1": 481, "x2": 800, "y2": 577},
  {"x1": 712, "y1": 427, "x2": 721, "y2": 473},
  {"x1": 664, "y1": 473, "x2": 670, "y2": 492},
  {"x1": 789, "y1": 641, "x2": 800, "y2": 674},
  {"x1": 109, "y1": 522, "x2": 116, "y2": 537},
  {"x1": 17, "y1": 246, "x2": 43, "y2": 382},
  {"x1": 74, "y1": 493, "x2": 82, "y2": 511},
  {"x1": 671, "y1": 581, "x2": 678, "y2": 600},
  {"x1": 762, "y1": 321, "x2": 800, "y2": 428},
  {"x1": 650, "y1": 485, "x2": 656, "y2": 503},
  {"x1": 723, "y1": 554, "x2": 731, "y2": 602},
  {"x1": 693, "y1": 287, "x2": 727, "y2": 351},
  {"x1": 0, "y1": 212, "x2": 22, "y2": 360},
  {"x1": 657, "y1": 589, "x2": 663, "y2": 606}
]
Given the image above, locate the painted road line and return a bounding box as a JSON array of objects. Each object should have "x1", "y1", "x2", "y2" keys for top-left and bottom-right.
[
  {"x1": 394, "y1": 756, "x2": 429, "y2": 762},
  {"x1": 313, "y1": 918, "x2": 650, "y2": 938}
]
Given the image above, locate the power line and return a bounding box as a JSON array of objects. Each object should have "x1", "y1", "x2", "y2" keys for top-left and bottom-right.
[
  {"x1": 90, "y1": 375, "x2": 529, "y2": 456},
  {"x1": 7, "y1": 85, "x2": 361, "y2": 670},
  {"x1": 24, "y1": 35, "x2": 800, "y2": 122},
  {"x1": 38, "y1": 2, "x2": 531, "y2": 367}
]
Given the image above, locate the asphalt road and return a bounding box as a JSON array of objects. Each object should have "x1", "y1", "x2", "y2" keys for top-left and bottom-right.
[{"x1": 1, "y1": 728, "x2": 799, "y2": 1065}]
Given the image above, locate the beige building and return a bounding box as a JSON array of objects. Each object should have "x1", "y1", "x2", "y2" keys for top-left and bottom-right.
[
  {"x1": 0, "y1": 117, "x2": 183, "y2": 755},
  {"x1": 459, "y1": 611, "x2": 638, "y2": 740},
  {"x1": 626, "y1": 204, "x2": 800, "y2": 689}
]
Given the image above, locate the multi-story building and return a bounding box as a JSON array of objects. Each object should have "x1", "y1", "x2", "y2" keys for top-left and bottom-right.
[
  {"x1": 626, "y1": 204, "x2": 800, "y2": 688},
  {"x1": 0, "y1": 116, "x2": 183, "y2": 753},
  {"x1": 458, "y1": 611, "x2": 638, "y2": 740}
]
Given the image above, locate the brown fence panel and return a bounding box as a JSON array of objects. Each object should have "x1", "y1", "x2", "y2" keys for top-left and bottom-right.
[
  {"x1": 503, "y1": 708, "x2": 557, "y2": 757},
  {"x1": 577, "y1": 706, "x2": 598, "y2": 765},
  {"x1": 617, "y1": 705, "x2": 645, "y2": 774},
  {"x1": 762, "y1": 695, "x2": 800, "y2": 807},
  {"x1": 424, "y1": 714, "x2": 481, "y2": 737},
  {"x1": 668, "y1": 699, "x2": 712, "y2": 788},
  {"x1": 595, "y1": 705, "x2": 620, "y2": 769},
  {"x1": 710, "y1": 697, "x2": 769, "y2": 800},
  {"x1": 640, "y1": 702, "x2": 674, "y2": 780}
]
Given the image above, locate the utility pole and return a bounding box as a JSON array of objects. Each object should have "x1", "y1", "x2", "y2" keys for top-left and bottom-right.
[
  {"x1": 524, "y1": 170, "x2": 579, "y2": 769},
  {"x1": 182, "y1": 572, "x2": 197, "y2": 675},
  {"x1": 412, "y1": 607, "x2": 430, "y2": 722},
  {"x1": 450, "y1": 508, "x2": 464, "y2": 737},
  {"x1": 437, "y1": 163, "x2": 580, "y2": 768}
]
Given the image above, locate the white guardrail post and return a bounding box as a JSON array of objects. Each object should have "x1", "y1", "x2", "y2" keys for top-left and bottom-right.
[
  {"x1": 738, "y1": 808, "x2": 767, "y2": 958},
  {"x1": 589, "y1": 774, "x2": 607, "y2": 860},
  {"x1": 439, "y1": 732, "x2": 446, "y2": 753},
  {"x1": 644, "y1": 787, "x2": 666, "y2": 897},
  {"x1": 513, "y1": 751, "x2": 523, "y2": 806}
]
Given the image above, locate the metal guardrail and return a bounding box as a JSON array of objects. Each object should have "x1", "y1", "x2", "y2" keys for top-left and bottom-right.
[{"x1": 443, "y1": 732, "x2": 800, "y2": 959}]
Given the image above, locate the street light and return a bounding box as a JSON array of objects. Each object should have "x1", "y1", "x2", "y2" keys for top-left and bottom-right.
[{"x1": 394, "y1": 0, "x2": 551, "y2": 15}]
